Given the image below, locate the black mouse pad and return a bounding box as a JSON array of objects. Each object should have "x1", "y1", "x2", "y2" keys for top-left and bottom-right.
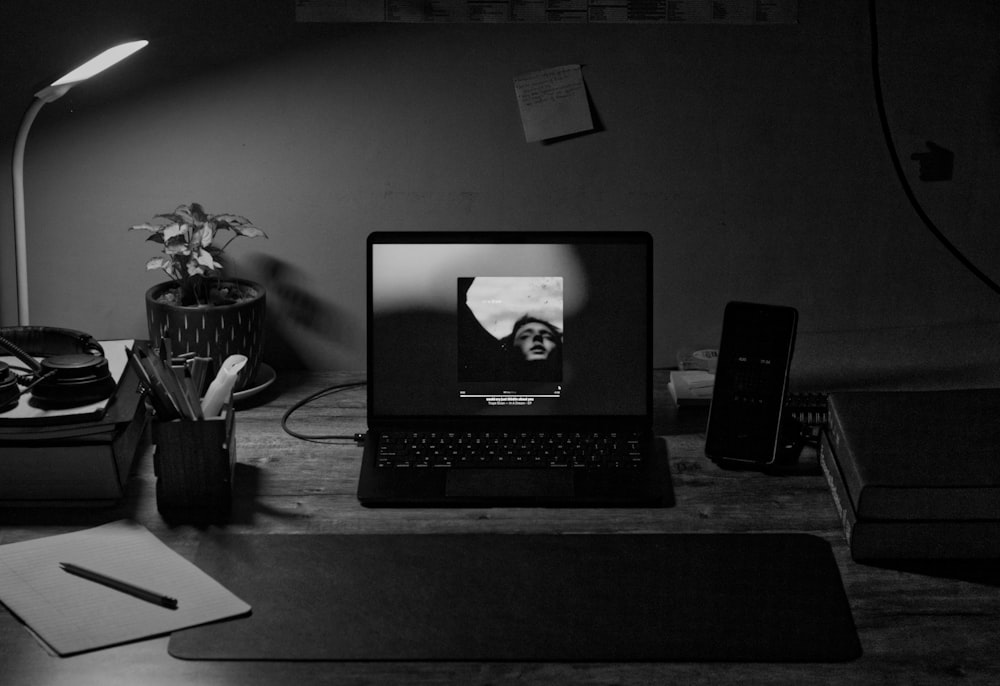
[{"x1": 168, "y1": 533, "x2": 861, "y2": 662}]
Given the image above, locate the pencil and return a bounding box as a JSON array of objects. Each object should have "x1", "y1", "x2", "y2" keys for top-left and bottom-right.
[{"x1": 60, "y1": 562, "x2": 178, "y2": 610}]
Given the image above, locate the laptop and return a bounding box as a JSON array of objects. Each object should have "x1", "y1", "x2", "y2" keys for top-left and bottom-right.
[{"x1": 357, "y1": 231, "x2": 672, "y2": 507}]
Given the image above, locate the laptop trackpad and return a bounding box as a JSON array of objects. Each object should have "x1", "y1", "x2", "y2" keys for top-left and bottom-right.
[{"x1": 446, "y1": 469, "x2": 574, "y2": 499}]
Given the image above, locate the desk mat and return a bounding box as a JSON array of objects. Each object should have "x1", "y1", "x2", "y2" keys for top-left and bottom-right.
[{"x1": 168, "y1": 533, "x2": 861, "y2": 662}]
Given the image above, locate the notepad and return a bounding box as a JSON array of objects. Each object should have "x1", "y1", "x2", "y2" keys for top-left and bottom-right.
[{"x1": 0, "y1": 520, "x2": 250, "y2": 656}]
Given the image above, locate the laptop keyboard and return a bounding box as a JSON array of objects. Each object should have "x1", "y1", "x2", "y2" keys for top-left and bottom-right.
[{"x1": 375, "y1": 431, "x2": 647, "y2": 469}]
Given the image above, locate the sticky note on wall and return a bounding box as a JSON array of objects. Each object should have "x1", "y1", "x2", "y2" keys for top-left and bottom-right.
[{"x1": 513, "y1": 64, "x2": 594, "y2": 142}]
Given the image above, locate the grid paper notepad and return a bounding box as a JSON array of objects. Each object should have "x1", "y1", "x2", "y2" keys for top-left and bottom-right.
[{"x1": 0, "y1": 520, "x2": 251, "y2": 656}]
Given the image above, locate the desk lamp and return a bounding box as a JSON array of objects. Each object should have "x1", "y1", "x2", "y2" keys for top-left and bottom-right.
[{"x1": 11, "y1": 40, "x2": 148, "y2": 325}]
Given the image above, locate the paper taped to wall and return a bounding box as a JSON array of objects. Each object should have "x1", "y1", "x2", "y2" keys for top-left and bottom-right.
[{"x1": 513, "y1": 64, "x2": 594, "y2": 142}]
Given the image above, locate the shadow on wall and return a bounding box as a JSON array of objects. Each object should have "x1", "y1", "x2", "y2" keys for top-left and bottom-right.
[{"x1": 236, "y1": 254, "x2": 360, "y2": 371}]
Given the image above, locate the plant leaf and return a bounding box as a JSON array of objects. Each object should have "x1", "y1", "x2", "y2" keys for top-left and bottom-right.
[
  {"x1": 188, "y1": 203, "x2": 207, "y2": 223},
  {"x1": 171, "y1": 205, "x2": 198, "y2": 224},
  {"x1": 213, "y1": 213, "x2": 252, "y2": 226},
  {"x1": 232, "y1": 225, "x2": 267, "y2": 239},
  {"x1": 196, "y1": 222, "x2": 215, "y2": 248},
  {"x1": 195, "y1": 250, "x2": 220, "y2": 270},
  {"x1": 145, "y1": 257, "x2": 172, "y2": 271},
  {"x1": 162, "y1": 223, "x2": 187, "y2": 242},
  {"x1": 215, "y1": 214, "x2": 266, "y2": 235},
  {"x1": 133, "y1": 202, "x2": 269, "y2": 289},
  {"x1": 129, "y1": 223, "x2": 162, "y2": 232}
]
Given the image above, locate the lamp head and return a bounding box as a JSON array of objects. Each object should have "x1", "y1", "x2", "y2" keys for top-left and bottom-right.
[{"x1": 34, "y1": 40, "x2": 148, "y2": 102}]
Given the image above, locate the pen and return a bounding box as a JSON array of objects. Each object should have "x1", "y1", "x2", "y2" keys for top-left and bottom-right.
[
  {"x1": 179, "y1": 366, "x2": 204, "y2": 420},
  {"x1": 161, "y1": 331, "x2": 174, "y2": 366},
  {"x1": 60, "y1": 562, "x2": 178, "y2": 610}
]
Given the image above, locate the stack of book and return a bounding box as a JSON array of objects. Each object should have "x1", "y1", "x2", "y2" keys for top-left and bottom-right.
[
  {"x1": 0, "y1": 342, "x2": 147, "y2": 506},
  {"x1": 819, "y1": 389, "x2": 1000, "y2": 561}
]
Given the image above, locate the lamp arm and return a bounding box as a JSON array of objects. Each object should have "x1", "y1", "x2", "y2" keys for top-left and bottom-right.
[{"x1": 11, "y1": 97, "x2": 47, "y2": 326}]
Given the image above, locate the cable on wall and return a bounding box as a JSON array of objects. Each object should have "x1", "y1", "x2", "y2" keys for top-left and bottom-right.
[{"x1": 868, "y1": 0, "x2": 1000, "y2": 297}]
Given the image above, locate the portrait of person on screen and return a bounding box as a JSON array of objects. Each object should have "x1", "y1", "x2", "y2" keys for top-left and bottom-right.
[
  {"x1": 501, "y1": 315, "x2": 562, "y2": 381},
  {"x1": 458, "y1": 276, "x2": 563, "y2": 384}
]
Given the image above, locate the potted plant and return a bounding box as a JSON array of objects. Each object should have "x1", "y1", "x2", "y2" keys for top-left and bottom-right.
[{"x1": 130, "y1": 202, "x2": 268, "y2": 393}]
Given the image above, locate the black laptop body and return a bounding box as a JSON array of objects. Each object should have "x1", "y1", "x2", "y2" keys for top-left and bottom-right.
[{"x1": 357, "y1": 231, "x2": 671, "y2": 507}]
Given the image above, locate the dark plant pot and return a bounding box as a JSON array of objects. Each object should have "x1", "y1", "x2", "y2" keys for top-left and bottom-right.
[{"x1": 145, "y1": 279, "x2": 266, "y2": 393}]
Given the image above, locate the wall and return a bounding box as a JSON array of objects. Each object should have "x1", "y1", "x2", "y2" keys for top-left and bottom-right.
[{"x1": 1, "y1": 1, "x2": 998, "y2": 383}]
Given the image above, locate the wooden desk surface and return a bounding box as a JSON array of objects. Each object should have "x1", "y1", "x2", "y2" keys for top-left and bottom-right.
[{"x1": 2, "y1": 371, "x2": 999, "y2": 685}]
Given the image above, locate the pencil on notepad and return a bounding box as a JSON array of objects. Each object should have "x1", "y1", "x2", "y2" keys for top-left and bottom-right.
[{"x1": 59, "y1": 562, "x2": 178, "y2": 610}]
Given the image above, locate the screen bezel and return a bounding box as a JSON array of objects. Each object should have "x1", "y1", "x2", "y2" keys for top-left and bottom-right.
[{"x1": 366, "y1": 231, "x2": 653, "y2": 431}]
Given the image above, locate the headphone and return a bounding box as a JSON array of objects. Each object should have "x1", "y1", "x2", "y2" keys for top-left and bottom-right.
[{"x1": 0, "y1": 326, "x2": 116, "y2": 412}]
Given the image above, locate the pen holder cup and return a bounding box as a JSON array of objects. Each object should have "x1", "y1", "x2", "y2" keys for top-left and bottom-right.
[{"x1": 152, "y1": 401, "x2": 236, "y2": 520}]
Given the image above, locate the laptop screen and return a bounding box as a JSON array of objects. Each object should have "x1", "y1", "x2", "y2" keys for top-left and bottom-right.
[{"x1": 368, "y1": 232, "x2": 651, "y2": 424}]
